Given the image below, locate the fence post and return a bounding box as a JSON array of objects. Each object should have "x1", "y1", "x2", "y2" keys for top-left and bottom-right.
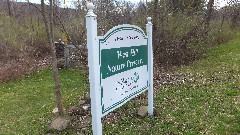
[
  {"x1": 86, "y1": 3, "x2": 102, "y2": 135},
  {"x1": 147, "y1": 17, "x2": 154, "y2": 116},
  {"x1": 64, "y1": 46, "x2": 70, "y2": 68}
]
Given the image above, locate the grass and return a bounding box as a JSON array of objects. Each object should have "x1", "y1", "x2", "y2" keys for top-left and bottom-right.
[
  {"x1": 0, "y1": 37, "x2": 239, "y2": 134},
  {"x1": 100, "y1": 38, "x2": 240, "y2": 134},
  {"x1": 0, "y1": 68, "x2": 87, "y2": 134}
]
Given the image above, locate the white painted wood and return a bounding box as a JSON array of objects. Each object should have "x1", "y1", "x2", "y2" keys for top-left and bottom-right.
[
  {"x1": 86, "y1": 2, "x2": 154, "y2": 134},
  {"x1": 86, "y1": 3, "x2": 102, "y2": 135},
  {"x1": 99, "y1": 24, "x2": 149, "y2": 116},
  {"x1": 146, "y1": 17, "x2": 154, "y2": 116}
]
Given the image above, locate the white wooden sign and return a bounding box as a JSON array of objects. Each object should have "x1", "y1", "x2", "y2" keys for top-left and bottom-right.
[
  {"x1": 86, "y1": 3, "x2": 153, "y2": 135},
  {"x1": 99, "y1": 25, "x2": 149, "y2": 116}
]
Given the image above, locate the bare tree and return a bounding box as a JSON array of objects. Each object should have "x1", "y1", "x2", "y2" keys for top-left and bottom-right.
[
  {"x1": 204, "y1": 0, "x2": 215, "y2": 34},
  {"x1": 7, "y1": 0, "x2": 12, "y2": 16},
  {"x1": 41, "y1": 0, "x2": 64, "y2": 114},
  {"x1": 231, "y1": 6, "x2": 240, "y2": 29},
  {"x1": 192, "y1": 0, "x2": 200, "y2": 13},
  {"x1": 153, "y1": 0, "x2": 159, "y2": 32}
]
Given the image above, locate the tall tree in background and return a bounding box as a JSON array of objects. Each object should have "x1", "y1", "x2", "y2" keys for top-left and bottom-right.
[
  {"x1": 204, "y1": 0, "x2": 215, "y2": 34},
  {"x1": 166, "y1": 0, "x2": 204, "y2": 14},
  {"x1": 7, "y1": 0, "x2": 12, "y2": 16},
  {"x1": 153, "y1": 0, "x2": 159, "y2": 32},
  {"x1": 41, "y1": 0, "x2": 64, "y2": 114},
  {"x1": 230, "y1": 5, "x2": 240, "y2": 29},
  {"x1": 231, "y1": 7, "x2": 239, "y2": 28},
  {"x1": 192, "y1": 0, "x2": 204, "y2": 13}
]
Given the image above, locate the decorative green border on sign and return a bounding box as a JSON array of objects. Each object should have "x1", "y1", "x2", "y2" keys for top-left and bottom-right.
[
  {"x1": 100, "y1": 26, "x2": 147, "y2": 43},
  {"x1": 98, "y1": 25, "x2": 148, "y2": 115}
]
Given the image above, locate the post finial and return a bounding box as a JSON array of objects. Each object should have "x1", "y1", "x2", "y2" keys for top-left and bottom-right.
[
  {"x1": 86, "y1": 2, "x2": 96, "y2": 16},
  {"x1": 147, "y1": 17, "x2": 152, "y2": 24},
  {"x1": 87, "y1": 2, "x2": 94, "y2": 10}
]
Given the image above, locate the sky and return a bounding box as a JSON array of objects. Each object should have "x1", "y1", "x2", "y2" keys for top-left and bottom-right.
[
  {"x1": 15, "y1": 0, "x2": 140, "y2": 8},
  {"x1": 16, "y1": 0, "x2": 228, "y2": 8}
]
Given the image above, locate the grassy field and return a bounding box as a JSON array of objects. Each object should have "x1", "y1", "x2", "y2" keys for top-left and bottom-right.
[
  {"x1": 0, "y1": 37, "x2": 239, "y2": 134},
  {"x1": 0, "y1": 69, "x2": 87, "y2": 134}
]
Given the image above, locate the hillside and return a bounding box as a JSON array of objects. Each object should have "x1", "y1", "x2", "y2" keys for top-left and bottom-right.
[{"x1": 0, "y1": 36, "x2": 239, "y2": 134}]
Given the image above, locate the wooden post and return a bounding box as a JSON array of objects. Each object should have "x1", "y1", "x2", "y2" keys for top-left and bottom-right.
[
  {"x1": 64, "y1": 46, "x2": 70, "y2": 68},
  {"x1": 147, "y1": 17, "x2": 154, "y2": 115},
  {"x1": 86, "y1": 3, "x2": 102, "y2": 135}
]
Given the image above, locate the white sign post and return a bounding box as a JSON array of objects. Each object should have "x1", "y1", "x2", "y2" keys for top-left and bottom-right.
[
  {"x1": 86, "y1": 3, "x2": 153, "y2": 135},
  {"x1": 147, "y1": 17, "x2": 153, "y2": 115},
  {"x1": 86, "y1": 3, "x2": 102, "y2": 135}
]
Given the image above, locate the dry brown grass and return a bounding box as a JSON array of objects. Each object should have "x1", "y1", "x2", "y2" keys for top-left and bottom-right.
[{"x1": 0, "y1": 55, "x2": 51, "y2": 83}]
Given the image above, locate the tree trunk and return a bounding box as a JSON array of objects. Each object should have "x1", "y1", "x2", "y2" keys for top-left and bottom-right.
[
  {"x1": 204, "y1": 0, "x2": 214, "y2": 35},
  {"x1": 231, "y1": 7, "x2": 240, "y2": 29},
  {"x1": 192, "y1": 0, "x2": 200, "y2": 13},
  {"x1": 221, "y1": 12, "x2": 225, "y2": 28},
  {"x1": 152, "y1": 0, "x2": 160, "y2": 56},
  {"x1": 7, "y1": 0, "x2": 12, "y2": 16},
  {"x1": 27, "y1": 0, "x2": 34, "y2": 47},
  {"x1": 153, "y1": 0, "x2": 159, "y2": 32},
  {"x1": 54, "y1": 0, "x2": 59, "y2": 25},
  {"x1": 41, "y1": 0, "x2": 64, "y2": 115}
]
